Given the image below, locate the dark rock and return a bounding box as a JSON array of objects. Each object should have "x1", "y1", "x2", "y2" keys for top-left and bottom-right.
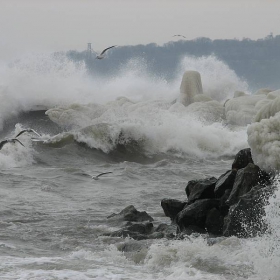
[
  {"x1": 161, "y1": 199, "x2": 187, "y2": 221},
  {"x1": 231, "y1": 148, "x2": 253, "y2": 170},
  {"x1": 176, "y1": 199, "x2": 220, "y2": 232},
  {"x1": 205, "y1": 208, "x2": 224, "y2": 235},
  {"x1": 219, "y1": 189, "x2": 231, "y2": 216},
  {"x1": 107, "y1": 205, "x2": 154, "y2": 223},
  {"x1": 223, "y1": 185, "x2": 274, "y2": 237},
  {"x1": 155, "y1": 223, "x2": 177, "y2": 239},
  {"x1": 214, "y1": 170, "x2": 237, "y2": 198},
  {"x1": 226, "y1": 163, "x2": 269, "y2": 206},
  {"x1": 109, "y1": 222, "x2": 154, "y2": 240},
  {"x1": 125, "y1": 222, "x2": 154, "y2": 235},
  {"x1": 148, "y1": 232, "x2": 165, "y2": 239},
  {"x1": 177, "y1": 225, "x2": 206, "y2": 236},
  {"x1": 155, "y1": 223, "x2": 169, "y2": 232},
  {"x1": 185, "y1": 177, "x2": 217, "y2": 203}
]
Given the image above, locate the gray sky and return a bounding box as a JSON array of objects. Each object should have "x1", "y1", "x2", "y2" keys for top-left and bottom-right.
[{"x1": 1, "y1": 0, "x2": 280, "y2": 60}]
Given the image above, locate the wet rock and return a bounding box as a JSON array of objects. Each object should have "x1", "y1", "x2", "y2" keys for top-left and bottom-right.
[
  {"x1": 231, "y1": 148, "x2": 253, "y2": 170},
  {"x1": 219, "y1": 189, "x2": 231, "y2": 216},
  {"x1": 223, "y1": 185, "x2": 274, "y2": 237},
  {"x1": 109, "y1": 222, "x2": 154, "y2": 240},
  {"x1": 226, "y1": 163, "x2": 269, "y2": 206},
  {"x1": 205, "y1": 208, "x2": 224, "y2": 235},
  {"x1": 126, "y1": 222, "x2": 154, "y2": 235},
  {"x1": 176, "y1": 199, "x2": 220, "y2": 232},
  {"x1": 107, "y1": 205, "x2": 154, "y2": 224},
  {"x1": 158, "y1": 148, "x2": 275, "y2": 238},
  {"x1": 185, "y1": 177, "x2": 217, "y2": 203},
  {"x1": 214, "y1": 170, "x2": 237, "y2": 198},
  {"x1": 155, "y1": 223, "x2": 177, "y2": 239},
  {"x1": 161, "y1": 199, "x2": 187, "y2": 221},
  {"x1": 177, "y1": 225, "x2": 206, "y2": 236}
]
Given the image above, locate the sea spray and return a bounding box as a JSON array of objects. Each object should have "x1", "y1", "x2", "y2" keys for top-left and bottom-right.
[
  {"x1": 178, "y1": 55, "x2": 249, "y2": 101},
  {"x1": 248, "y1": 176, "x2": 280, "y2": 279},
  {"x1": 46, "y1": 99, "x2": 248, "y2": 158}
]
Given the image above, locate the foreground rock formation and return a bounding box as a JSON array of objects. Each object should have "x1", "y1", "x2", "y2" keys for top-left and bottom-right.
[{"x1": 162, "y1": 148, "x2": 274, "y2": 238}]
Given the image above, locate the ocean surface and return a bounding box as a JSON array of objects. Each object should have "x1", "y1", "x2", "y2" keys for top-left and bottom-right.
[{"x1": 0, "y1": 53, "x2": 279, "y2": 279}]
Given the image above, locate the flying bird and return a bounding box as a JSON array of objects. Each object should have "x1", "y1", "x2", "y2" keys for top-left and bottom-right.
[
  {"x1": 0, "y1": 138, "x2": 25, "y2": 150},
  {"x1": 91, "y1": 171, "x2": 113, "y2": 180},
  {"x1": 80, "y1": 171, "x2": 113, "y2": 180},
  {"x1": 15, "y1": 129, "x2": 41, "y2": 138},
  {"x1": 173, "y1": 35, "x2": 186, "y2": 38},
  {"x1": 96, "y1": 46, "x2": 117, "y2": 59}
]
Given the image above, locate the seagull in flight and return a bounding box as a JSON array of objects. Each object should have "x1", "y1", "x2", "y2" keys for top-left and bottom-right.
[
  {"x1": 96, "y1": 46, "x2": 117, "y2": 59},
  {"x1": 173, "y1": 35, "x2": 186, "y2": 38},
  {"x1": 0, "y1": 138, "x2": 25, "y2": 150},
  {"x1": 15, "y1": 128, "x2": 41, "y2": 138},
  {"x1": 81, "y1": 171, "x2": 113, "y2": 180},
  {"x1": 92, "y1": 171, "x2": 113, "y2": 180}
]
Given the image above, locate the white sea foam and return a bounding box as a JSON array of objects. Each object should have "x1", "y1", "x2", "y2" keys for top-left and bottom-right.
[
  {"x1": 245, "y1": 178, "x2": 280, "y2": 280},
  {"x1": 46, "y1": 98, "x2": 247, "y2": 157}
]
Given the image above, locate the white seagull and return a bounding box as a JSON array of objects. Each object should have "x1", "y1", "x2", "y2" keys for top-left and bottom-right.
[
  {"x1": 81, "y1": 171, "x2": 113, "y2": 180},
  {"x1": 96, "y1": 45, "x2": 117, "y2": 59}
]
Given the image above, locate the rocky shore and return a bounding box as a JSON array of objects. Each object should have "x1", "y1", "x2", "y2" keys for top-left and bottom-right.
[{"x1": 105, "y1": 148, "x2": 275, "y2": 241}]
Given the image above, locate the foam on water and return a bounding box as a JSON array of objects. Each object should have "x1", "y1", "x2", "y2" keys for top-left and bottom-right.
[
  {"x1": 46, "y1": 99, "x2": 247, "y2": 158},
  {"x1": 0, "y1": 52, "x2": 250, "y2": 160},
  {"x1": 246, "y1": 177, "x2": 280, "y2": 280}
]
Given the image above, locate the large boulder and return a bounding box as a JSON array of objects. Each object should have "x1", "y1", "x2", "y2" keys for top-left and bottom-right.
[
  {"x1": 205, "y1": 208, "x2": 224, "y2": 235},
  {"x1": 185, "y1": 177, "x2": 217, "y2": 203},
  {"x1": 231, "y1": 148, "x2": 254, "y2": 170},
  {"x1": 161, "y1": 199, "x2": 187, "y2": 221},
  {"x1": 226, "y1": 163, "x2": 269, "y2": 206},
  {"x1": 176, "y1": 199, "x2": 220, "y2": 233},
  {"x1": 214, "y1": 170, "x2": 237, "y2": 198},
  {"x1": 219, "y1": 189, "x2": 231, "y2": 216},
  {"x1": 107, "y1": 205, "x2": 154, "y2": 224}
]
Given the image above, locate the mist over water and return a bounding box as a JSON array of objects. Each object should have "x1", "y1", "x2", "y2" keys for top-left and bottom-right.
[{"x1": 0, "y1": 52, "x2": 248, "y2": 109}]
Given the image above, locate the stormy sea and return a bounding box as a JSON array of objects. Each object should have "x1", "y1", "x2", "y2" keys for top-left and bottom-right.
[{"x1": 0, "y1": 52, "x2": 279, "y2": 280}]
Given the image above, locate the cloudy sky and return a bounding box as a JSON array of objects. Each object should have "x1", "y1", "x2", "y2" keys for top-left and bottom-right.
[{"x1": 1, "y1": 0, "x2": 280, "y2": 59}]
